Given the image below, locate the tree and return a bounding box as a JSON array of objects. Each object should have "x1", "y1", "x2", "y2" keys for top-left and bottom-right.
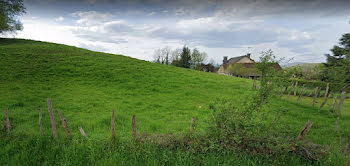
[
  {"x1": 153, "y1": 46, "x2": 171, "y2": 65},
  {"x1": 180, "y1": 46, "x2": 191, "y2": 68},
  {"x1": 162, "y1": 46, "x2": 171, "y2": 65},
  {"x1": 191, "y1": 48, "x2": 207, "y2": 69},
  {"x1": 171, "y1": 48, "x2": 182, "y2": 67},
  {"x1": 153, "y1": 48, "x2": 162, "y2": 64},
  {"x1": 321, "y1": 33, "x2": 350, "y2": 88},
  {"x1": 0, "y1": 0, "x2": 25, "y2": 34}
]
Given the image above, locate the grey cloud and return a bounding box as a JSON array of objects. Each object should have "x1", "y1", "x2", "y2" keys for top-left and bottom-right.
[
  {"x1": 150, "y1": 26, "x2": 278, "y2": 48},
  {"x1": 277, "y1": 38, "x2": 315, "y2": 53},
  {"x1": 25, "y1": 0, "x2": 350, "y2": 19},
  {"x1": 103, "y1": 21, "x2": 134, "y2": 34}
]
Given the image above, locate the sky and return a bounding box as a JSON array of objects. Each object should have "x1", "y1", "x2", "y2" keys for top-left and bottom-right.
[{"x1": 3, "y1": 0, "x2": 350, "y2": 64}]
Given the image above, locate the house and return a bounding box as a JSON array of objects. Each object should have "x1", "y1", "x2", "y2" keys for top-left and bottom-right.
[{"x1": 218, "y1": 53, "x2": 282, "y2": 79}]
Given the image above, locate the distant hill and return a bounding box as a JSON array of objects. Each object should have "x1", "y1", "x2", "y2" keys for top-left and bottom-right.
[
  {"x1": 281, "y1": 62, "x2": 307, "y2": 68},
  {"x1": 282, "y1": 62, "x2": 322, "y2": 69}
]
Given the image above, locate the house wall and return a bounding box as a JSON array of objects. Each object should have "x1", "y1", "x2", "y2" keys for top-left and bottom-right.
[
  {"x1": 236, "y1": 57, "x2": 254, "y2": 63},
  {"x1": 218, "y1": 65, "x2": 225, "y2": 73}
]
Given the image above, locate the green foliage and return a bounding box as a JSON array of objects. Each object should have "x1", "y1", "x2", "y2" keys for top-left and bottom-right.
[
  {"x1": 0, "y1": 0, "x2": 25, "y2": 34},
  {"x1": 206, "y1": 50, "x2": 332, "y2": 162},
  {"x1": 227, "y1": 63, "x2": 258, "y2": 77},
  {"x1": 255, "y1": 50, "x2": 281, "y2": 105},
  {"x1": 321, "y1": 33, "x2": 350, "y2": 89},
  {"x1": 283, "y1": 66, "x2": 303, "y2": 79},
  {"x1": 180, "y1": 46, "x2": 191, "y2": 68},
  {"x1": 190, "y1": 48, "x2": 207, "y2": 69},
  {"x1": 208, "y1": 50, "x2": 285, "y2": 151}
]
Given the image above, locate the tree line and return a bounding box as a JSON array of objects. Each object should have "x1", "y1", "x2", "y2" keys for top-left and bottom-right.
[
  {"x1": 153, "y1": 46, "x2": 217, "y2": 72},
  {"x1": 283, "y1": 33, "x2": 349, "y2": 91}
]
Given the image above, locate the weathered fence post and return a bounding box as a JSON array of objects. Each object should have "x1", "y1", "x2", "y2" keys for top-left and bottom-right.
[
  {"x1": 252, "y1": 78, "x2": 257, "y2": 90},
  {"x1": 332, "y1": 95, "x2": 338, "y2": 110},
  {"x1": 132, "y1": 115, "x2": 136, "y2": 139},
  {"x1": 5, "y1": 109, "x2": 11, "y2": 133},
  {"x1": 297, "y1": 84, "x2": 305, "y2": 104},
  {"x1": 324, "y1": 83, "x2": 329, "y2": 98},
  {"x1": 319, "y1": 83, "x2": 330, "y2": 110},
  {"x1": 111, "y1": 110, "x2": 115, "y2": 138},
  {"x1": 47, "y1": 98, "x2": 58, "y2": 139},
  {"x1": 190, "y1": 117, "x2": 195, "y2": 135},
  {"x1": 59, "y1": 111, "x2": 71, "y2": 139},
  {"x1": 297, "y1": 120, "x2": 313, "y2": 141},
  {"x1": 294, "y1": 81, "x2": 298, "y2": 96},
  {"x1": 38, "y1": 108, "x2": 45, "y2": 135},
  {"x1": 312, "y1": 87, "x2": 319, "y2": 107},
  {"x1": 338, "y1": 91, "x2": 347, "y2": 111},
  {"x1": 79, "y1": 127, "x2": 86, "y2": 137}
]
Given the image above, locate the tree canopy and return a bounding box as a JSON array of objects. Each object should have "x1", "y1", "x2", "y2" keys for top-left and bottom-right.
[
  {"x1": 321, "y1": 33, "x2": 350, "y2": 89},
  {"x1": 0, "y1": 0, "x2": 25, "y2": 34}
]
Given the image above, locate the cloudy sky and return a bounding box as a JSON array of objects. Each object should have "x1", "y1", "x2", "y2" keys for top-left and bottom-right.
[{"x1": 5, "y1": 0, "x2": 350, "y2": 64}]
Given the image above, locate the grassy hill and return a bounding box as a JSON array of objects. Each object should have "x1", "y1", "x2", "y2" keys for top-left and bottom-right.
[
  {"x1": 0, "y1": 38, "x2": 254, "y2": 138},
  {"x1": 0, "y1": 38, "x2": 349, "y2": 165}
]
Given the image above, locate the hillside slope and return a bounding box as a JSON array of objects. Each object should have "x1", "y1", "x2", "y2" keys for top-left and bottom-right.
[
  {"x1": 0, "y1": 38, "x2": 349, "y2": 144},
  {"x1": 0, "y1": 38, "x2": 254, "y2": 138},
  {"x1": 1, "y1": 38, "x2": 350, "y2": 165}
]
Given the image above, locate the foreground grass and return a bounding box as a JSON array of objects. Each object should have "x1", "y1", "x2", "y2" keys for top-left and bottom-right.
[
  {"x1": 0, "y1": 38, "x2": 349, "y2": 165},
  {"x1": 0, "y1": 134, "x2": 317, "y2": 166}
]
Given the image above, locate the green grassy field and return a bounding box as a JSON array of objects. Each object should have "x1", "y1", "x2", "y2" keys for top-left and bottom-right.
[{"x1": 0, "y1": 38, "x2": 349, "y2": 165}]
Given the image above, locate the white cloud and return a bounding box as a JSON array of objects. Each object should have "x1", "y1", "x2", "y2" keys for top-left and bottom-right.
[
  {"x1": 55, "y1": 16, "x2": 64, "y2": 22},
  {"x1": 72, "y1": 11, "x2": 112, "y2": 26}
]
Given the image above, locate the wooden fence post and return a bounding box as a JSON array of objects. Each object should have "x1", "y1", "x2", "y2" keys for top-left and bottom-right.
[
  {"x1": 297, "y1": 120, "x2": 313, "y2": 141},
  {"x1": 252, "y1": 78, "x2": 257, "y2": 90},
  {"x1": 111, "y1": 110, "x2": 115, "y2": 138},
  {"x1": 47, "y1": 98, "x2": 58, "y2": 139},
  {"x1": 312, "y1": 87, "x2": 319, "y2": 107},
  {"x1": 324, "y1": 83, "x2": 329, "y2": 98},
  {"x1": 132, "y1": 115, "x2": 136, "y2": 139},
  {"x1": 79, "y1": 127, "x2": 86, "y2": 137},
  {"x1": 297, "y1": 84, "x2": 305, "y2": 104},
  {"x1": 294, "y1": 81, "x2": 298, "y2": 96},
  {"x1": 332, "y1": 95, "x2": 338, "y2": 110},
  {"x1": 287, "y1": 83, "x2": 294, "y2": 100},
  {"x1": 319, "y1": 83, "x2": 330, "y2": 110},
  {"x1": 190, "y1": 117, "x2": 195, "y2": 135},
  {"x1": 38, "y1": 108, "x2": 45, "y2": 135},
  {"x1": 5, "y1": 109, "x2": 11, "y2": 133},
  {"x1": 338, "y1": 91, "x2": 347, "y2": 111},
  {"x1": 59, "y1": 111, "x2": 71, "y2": 139}
]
